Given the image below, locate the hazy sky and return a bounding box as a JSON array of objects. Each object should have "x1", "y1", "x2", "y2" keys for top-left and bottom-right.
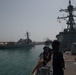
[{"x1": 0, "y1": 0, "x2": 76, "y2": 42}]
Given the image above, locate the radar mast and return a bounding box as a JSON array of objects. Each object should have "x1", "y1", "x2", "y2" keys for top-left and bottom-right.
[{"x1": 57, "y1": 0, "x2": 76, "y2": 31}]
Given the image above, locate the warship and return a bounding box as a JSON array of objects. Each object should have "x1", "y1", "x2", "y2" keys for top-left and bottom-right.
[
  {"x1": 44, "y1": 39, "x2": 52, "y2": 46},
  {"x1": 56, "y1": 0, "x2": 76, "y2": 54},
  {"x1": 0, "y1": 31, "x2": 35, "y2": 49}
]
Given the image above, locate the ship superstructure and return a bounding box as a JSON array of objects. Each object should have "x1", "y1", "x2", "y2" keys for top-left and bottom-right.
[{"x1": 56, "y1": 0, "x2": 76, "y2": 51}]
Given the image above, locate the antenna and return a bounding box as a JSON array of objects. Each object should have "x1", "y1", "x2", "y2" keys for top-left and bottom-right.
[{"x1": 69, "y1": 0, "x2": 71, "y2": 5}]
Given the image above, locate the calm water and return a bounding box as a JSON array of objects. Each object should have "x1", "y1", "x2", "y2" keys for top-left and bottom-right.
[{"x1": 0, "y1": 45, "x2": 47, "y2": 75}]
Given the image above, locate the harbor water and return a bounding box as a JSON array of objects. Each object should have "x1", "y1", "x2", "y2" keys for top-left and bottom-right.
[{"x1": 0, "y1": 45, "x2": 49, "y2": 75}]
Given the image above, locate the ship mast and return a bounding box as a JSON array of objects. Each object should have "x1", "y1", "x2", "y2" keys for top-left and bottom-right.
[
  {"x1": 26, "y1": 31, "x2": 30, "y2": 40},
  {"x1": 57, "y1": 0, "x2": 76, "y2": 31}
]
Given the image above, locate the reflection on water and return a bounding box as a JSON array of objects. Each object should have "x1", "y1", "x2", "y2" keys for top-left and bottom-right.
[{"x1": 0, "y1": 45, "x2": 46, "y2": 75}]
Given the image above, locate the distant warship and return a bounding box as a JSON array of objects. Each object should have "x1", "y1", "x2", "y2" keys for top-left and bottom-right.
[
  {"x1": 0, "y1": 31, "x2": 35, "y2": 49},
  {"x1": 56, "y1": 0, "x2": 76, "y2": 53},
  {"x1": 44, "y1": 38, "x2": 52, "y2": 45}
]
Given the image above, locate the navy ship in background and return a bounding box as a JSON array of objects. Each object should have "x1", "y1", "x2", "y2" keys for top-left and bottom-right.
[
  {"x1": 44, "y1": 38, "x2": 52, "y2": 46},
  {"x1": 56, "y1": 0, "x2": 76, "y2": 54},
  {"x1": 0, "y1": 31, "x2": 35, "y2": 49}
]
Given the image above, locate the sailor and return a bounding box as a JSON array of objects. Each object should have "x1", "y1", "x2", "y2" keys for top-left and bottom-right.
[
  {"x1": 52, "y1": 40, "x2": 65, "y2": 75},
  {"x1": 42, "y1": 46, "x2": 52, "y2": 66},
  {"x1": 32, "y1": 46, "x2": 52, "y2": 75}
]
